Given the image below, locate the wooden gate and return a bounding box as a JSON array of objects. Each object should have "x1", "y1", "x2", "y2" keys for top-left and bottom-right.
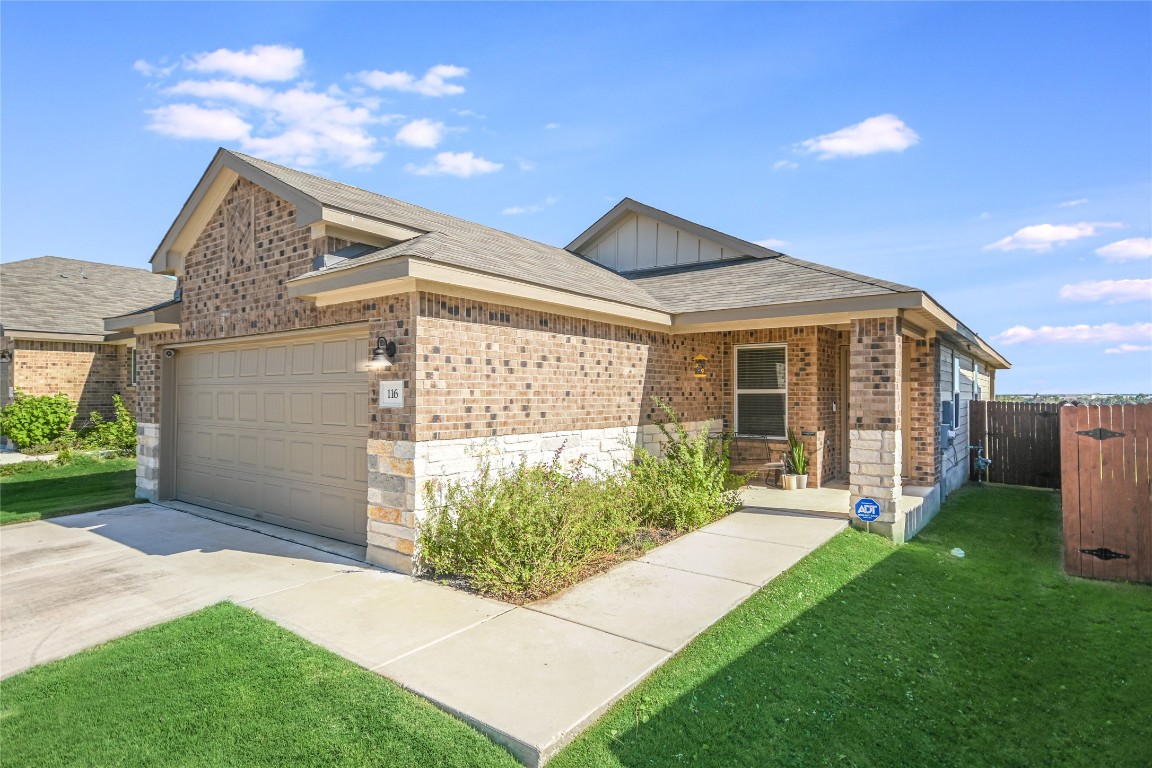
[
  {"x1": 969, "y1": 401, "x2": 1062, "y2": 488},
  {"x1": 1061, "y1": 404, "x2": 1151, "y2": 583}
]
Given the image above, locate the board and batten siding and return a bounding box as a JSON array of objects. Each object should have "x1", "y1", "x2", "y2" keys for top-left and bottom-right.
[
  {"x1": 938, "y1": 343, "x2": 992, "y2": 495},
  {"x1": 580, "y1": 213, "x2": 752, "y2": 272}
]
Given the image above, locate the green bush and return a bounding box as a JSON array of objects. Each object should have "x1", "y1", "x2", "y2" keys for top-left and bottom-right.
[
  {"x1": 421, "y1": 456, "x2": 638, "y2": 602},
  {"x1": 80, "y1": 395, "x2": 137, "y2": 454},
  {"x1": 627, "y1": 398, "x2": 744, "y2": 531},
  {"x1": 0, "y1": 391, "x2": 77, "y2": 449}
]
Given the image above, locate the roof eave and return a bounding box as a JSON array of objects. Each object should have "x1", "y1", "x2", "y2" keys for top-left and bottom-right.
[{"x1": 104, "y1": 301, "x2": 182, "y2": 335}]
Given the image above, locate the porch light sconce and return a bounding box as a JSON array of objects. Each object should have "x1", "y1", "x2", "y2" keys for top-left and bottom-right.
[
  {"x1": 368, "y1": 336, "x2": 397, "y2": 370},
  {"x1": 693, "y1": 354, "x2": 708, "y2": 378},
  {"x1": 0, "y1": 350, "x2": 10, "y2": 362}
]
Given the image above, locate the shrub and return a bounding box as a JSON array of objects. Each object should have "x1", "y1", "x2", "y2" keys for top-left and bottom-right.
[
  {"x1": 627, "y1": 398, "x2": 744, "y2": 531},
  {"x1": 80, "y1": 395, "x2": 137, "y2": 454},
  {"x1": 0, "y1": 391, "x2": 77, "y2": 449},
  {"x1": 420, "y1": 456, "x2": 638, "y2": 602}
]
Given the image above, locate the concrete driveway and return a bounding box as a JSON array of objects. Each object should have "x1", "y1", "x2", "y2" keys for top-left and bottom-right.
[
  {"x1": 0, "y1": 504, "x2": 379, "y2": 678},
  {"x1": 1, "y1": 503, "x2": 845, "y2": 766}
]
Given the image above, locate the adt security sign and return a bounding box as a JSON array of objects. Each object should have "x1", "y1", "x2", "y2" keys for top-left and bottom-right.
[{"x1": 854, "y1": 497, "x2": 881, "y2": 522}]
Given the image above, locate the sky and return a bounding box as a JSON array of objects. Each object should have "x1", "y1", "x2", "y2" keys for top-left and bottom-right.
[{"x1": 2, "y1": 1, "x2": 1149, "y2": 394}]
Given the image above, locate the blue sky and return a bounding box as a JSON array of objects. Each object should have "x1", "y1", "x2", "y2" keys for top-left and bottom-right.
[{"x1": 3, "y1": 2, "x2": 1149, "y2": 393}]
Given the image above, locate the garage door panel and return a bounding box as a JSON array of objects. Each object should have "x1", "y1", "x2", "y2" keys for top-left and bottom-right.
[
  {"x1": 290, "y1": 393, "x2": 313, "y2": 424},
  {"x1": 174, "y1": 328, "x2": 369, "y2": 546},
  {"x1": 237, "y1": 391, "x2": 258, "y2": 421}
]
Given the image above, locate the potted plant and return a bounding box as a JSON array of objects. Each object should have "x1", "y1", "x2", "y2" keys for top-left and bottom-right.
[{"x1": 783, "y1": 428, "x2": 809, "y2": 490}]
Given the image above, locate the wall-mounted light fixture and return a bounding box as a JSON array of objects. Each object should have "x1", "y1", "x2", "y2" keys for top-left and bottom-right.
[
  {"x1": 0, "y1": 350, "x2": 11, "y2": 362},
  {"x1": 368, "y1": 336, "x2": 397, "y2": 370},
  {"x1": 693, "y1": 354, "x2": 708, "y2": 378}
]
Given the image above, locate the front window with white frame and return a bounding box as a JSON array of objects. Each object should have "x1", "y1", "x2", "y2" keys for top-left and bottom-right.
[{"x1": 734, "y1": 344, "x2": 787, "y2": 438}]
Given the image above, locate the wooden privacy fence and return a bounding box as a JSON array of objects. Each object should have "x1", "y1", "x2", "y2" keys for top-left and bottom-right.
[
  {"x1": 969, "y1": 401, "x2": 1062, "y2": 488},
  {"x1": 1061, "y1": 404, "x2": 1151, "y2": 583}
]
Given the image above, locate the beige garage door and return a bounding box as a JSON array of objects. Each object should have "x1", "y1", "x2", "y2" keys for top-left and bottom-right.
[{"x1": 174, "y1": 328, "x2": 370, "y2": 545}]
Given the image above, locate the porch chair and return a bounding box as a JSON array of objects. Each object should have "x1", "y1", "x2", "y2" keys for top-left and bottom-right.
[{"x1": 727, "y1": 434, "x2": 787, "y2": 488}]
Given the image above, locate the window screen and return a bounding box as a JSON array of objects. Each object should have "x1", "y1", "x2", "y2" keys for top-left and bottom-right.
[{"x1": 735, "y1": 346, "x2": 786, "y2": 437}]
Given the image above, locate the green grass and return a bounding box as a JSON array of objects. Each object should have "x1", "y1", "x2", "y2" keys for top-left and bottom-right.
[
  {"x1": 553, "y1": 485, "x2": 1152, "y2": 767},
  {"x1": 0, "y1": 455, "x2": 140, "y2": 525},
  {"x1": 0, "y1": 602, "x2": 519, "y2": 768}
]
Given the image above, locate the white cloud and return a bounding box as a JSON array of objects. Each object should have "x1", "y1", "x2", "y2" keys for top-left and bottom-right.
[
  {"x1": 1104, "y1": 344, "x2": 1152, "y2": 355},
  {"x1": 186, "y1": 44, "x2": 304, "y2": 82},
  {"x1": 167, "y1": 79, "x2": 273, "y2": 106},
  {"x1": 797, "y1": 114, "x2": 920, "y2": 159},
  {"x1": 773, "y1": 160, "x2": 799, "y2": 171},
  {"x1": 1096, "y1": 237, "x2": 1152, "y2": 262},
  {"x1": 502, "y1": 196, "x2": 557, "y2": 215},
  {"x1": 357, "y1": 64, "x2": 468, "y2": 96},
  {"x1": 1059, "y1": 279, "x2": 1152, "y2": 304},
  {"x1": 395, "y1": 118, "x2": 446, "y2": 148},
  {"x1": 146, "y1": 104, "x2": 252, "y2": 141},
  {"x1": 1059, "y1": 198, "x2": 1089, "y2": 207},
  {"x1": 133, "y1": 59, "x2": 176, "y2": 78},
  {"x1": 545, "y1": 122, "x2": 560, "y2": 130},
  {"x1": 754, "y1": 238, "x2": 789, "y2": 250},
  {"x1": 992, "y1": 322, "x2": 1152, "y2": 345},
  {"x1": 983, "y1": 221, "x2": 1123, "y2": 253},
  {"x1": 406, "y1": 151, "x2": 502, "y2": 177}
]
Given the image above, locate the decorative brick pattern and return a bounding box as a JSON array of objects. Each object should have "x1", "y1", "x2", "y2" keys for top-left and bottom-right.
[{"x1": 6, "y1": 340, "x2": 133, "y2": 423}]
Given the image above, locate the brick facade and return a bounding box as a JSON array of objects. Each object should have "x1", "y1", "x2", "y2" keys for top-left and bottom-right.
[{"x1": 4, "y1": 339, "x2": 134, "y2": 425}]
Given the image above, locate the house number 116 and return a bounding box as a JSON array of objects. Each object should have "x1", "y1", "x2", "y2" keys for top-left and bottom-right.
[{"x1": 379, "y1": 383, "x2": 403, "y2": 408}]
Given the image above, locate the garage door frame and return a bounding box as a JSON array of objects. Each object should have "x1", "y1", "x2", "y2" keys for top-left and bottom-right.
[{"x1": 156, "y1": 322, "x2": 371, "y2": 543}]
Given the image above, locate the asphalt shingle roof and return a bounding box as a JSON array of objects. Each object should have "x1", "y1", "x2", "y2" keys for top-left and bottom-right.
[
  {"x1": 626, "y1": 256, "x2": 917, "y2": 314},
  {"x1": 234, "y1": 152, "x2": 664, "y2": 312},
  {"x1": 1, "y1": 256, "x2": 177, "y2": 336},
  {"x1": 231, "y1": 151, "x2": 922, "y2": 316}
]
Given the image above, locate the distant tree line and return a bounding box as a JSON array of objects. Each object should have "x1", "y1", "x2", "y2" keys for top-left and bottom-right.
[{"x1": 997, "y1": 393, "x2": 1151, "y2": 405}]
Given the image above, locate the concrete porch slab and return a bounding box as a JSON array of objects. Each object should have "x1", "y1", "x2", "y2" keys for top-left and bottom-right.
[
  {"x1": 380, "y1": 608, "x2": 668, "y2": 766},
  {"x1": 702, "y1": 508, "x2": 848, "y2": 549},
  {"x1": 244, "y1": 570, "x2": 513, "y2": 670},
  {"x1": 528, "y1": 560, "x2": 755, "y2": 652}
]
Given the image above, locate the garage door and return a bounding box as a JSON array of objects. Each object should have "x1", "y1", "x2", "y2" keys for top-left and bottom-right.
[{"x1": 174, "y1": 328, "x2": 370, "y2": 545}]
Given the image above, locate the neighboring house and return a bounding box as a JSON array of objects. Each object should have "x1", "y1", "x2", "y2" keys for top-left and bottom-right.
[
  {"x1": 108, "y1": 149, "x2": 1008, "y2": 572},
  {"x1": 0, "y1": 256, "x2": 176, "y2": 424}
]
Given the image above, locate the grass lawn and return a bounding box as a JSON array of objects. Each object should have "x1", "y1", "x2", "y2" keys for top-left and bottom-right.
[
  {"x1": 0, "y1": 455, "x2": 141, "y2": 525},
  {"x1": 553, "y1": 485, "x2": 1152, "y2": 767},
  {"x1": 0, "y1": 602, "x2": 519, "y2": 768}
]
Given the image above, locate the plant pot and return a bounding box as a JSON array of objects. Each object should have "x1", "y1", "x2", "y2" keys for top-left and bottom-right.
[
  {"x1": 781, "y1": 474, "x2": 800, "y2": 491},
  {"x1": 795, "y1": 474, "x2": 809, "y2": 490}
]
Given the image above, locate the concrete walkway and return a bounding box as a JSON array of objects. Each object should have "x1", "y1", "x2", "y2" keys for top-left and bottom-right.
[{"x1": 0, "y1": 503, "x2": 844, "y2": 766}]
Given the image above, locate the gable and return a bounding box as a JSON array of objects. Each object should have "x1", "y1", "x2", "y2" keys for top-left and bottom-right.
[{"x1": 580, "y1": 212, "x2": 758, "y2": 272}]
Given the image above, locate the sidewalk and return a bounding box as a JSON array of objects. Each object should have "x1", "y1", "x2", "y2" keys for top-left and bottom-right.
[{"x1": 246, "y1": 507, "x2": 846, "y2": 765}]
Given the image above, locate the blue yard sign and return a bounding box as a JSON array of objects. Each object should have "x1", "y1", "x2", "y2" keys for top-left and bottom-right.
[{"x1": 854, "y1": 497, "x2": 881, "y2": 522}]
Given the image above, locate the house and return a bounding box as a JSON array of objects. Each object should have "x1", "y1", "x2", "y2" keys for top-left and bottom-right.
[
  {"x1": 0, "y1": 256, "x2": 177, "y2": 424},
  {"x1": 107, "y1": 149, "x2": 1008, "y2": 573}
]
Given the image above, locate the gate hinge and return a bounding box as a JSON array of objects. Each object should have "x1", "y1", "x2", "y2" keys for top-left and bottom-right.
[
  {"x1": 1075, "y1": 427, "x2": 1125, "y2": 441},
  {"x1": 1079, "y1": 547, "x2": 1130, "y2": 561}
]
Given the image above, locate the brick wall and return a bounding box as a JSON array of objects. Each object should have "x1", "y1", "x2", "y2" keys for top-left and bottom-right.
[
  {"x1": 414, "y1": 292, "x2": 726, "y2": 441},
  {"x1": 906, "y1": 337, "x2": 938, "y2": 486},
  {"x1": 8, "y1": 339, "x2": 132, "y2": 423}
]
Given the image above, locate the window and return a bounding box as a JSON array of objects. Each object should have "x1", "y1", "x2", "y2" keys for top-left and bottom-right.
[
  {"x1": 130, "y1": 347, "x2": 138, "y2": 387},
  {"x1": 734, "y1": 345, "x2": 787, "y2": 437}
]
